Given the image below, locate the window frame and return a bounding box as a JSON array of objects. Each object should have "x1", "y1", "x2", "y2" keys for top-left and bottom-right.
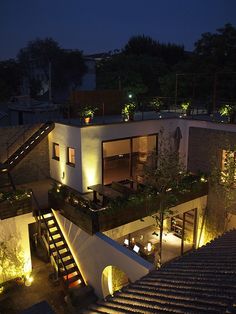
[
  {"x1": 67, "y1": 147, "x2": 76, "y2": 167},
  {"x1": 52, "y1": 143, "x2": 60, "y2": 161},
  {"x1": 102, "y1": 133, "x2": 158, "y2": 185}
]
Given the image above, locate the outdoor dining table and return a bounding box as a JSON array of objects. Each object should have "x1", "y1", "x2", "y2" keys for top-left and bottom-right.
[{"x1": 87, "y1": 184, "x2": 123, "y2": 204}]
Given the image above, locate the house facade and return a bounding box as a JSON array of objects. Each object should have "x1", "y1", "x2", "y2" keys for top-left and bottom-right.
[{"x1": 1, "y1": 116, "x2": 236, "y2": 299}]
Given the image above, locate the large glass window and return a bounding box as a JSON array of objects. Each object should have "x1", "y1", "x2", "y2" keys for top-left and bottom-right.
[
  {"x1": 52, "y1": 143, "x2": 60, "y2": 161},
  {"x1": 103, "y1": 135, "x2": 157, "y2": 185},
  {"x1": 103, "y1": 139, "x2": 130, "y2": 185},
  {"x1": 132, "y1": 135, "x2": 157, "y2": 183}
]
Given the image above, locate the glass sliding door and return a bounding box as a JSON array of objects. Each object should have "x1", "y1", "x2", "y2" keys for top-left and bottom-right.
[
  {"x1": 103, "y1": 139, "x2": 130, "y2": 185},
  {"x1": 132, "y1": 135, "x2": 157, "y2": 183},
  {"x1": 103, "y1": 134, "x2": 157, "y2": 185}
]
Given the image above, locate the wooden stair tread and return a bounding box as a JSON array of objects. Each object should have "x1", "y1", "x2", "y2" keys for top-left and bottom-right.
[{"x1": 61, "y1": 266, "x2": 78, "y2": 276}]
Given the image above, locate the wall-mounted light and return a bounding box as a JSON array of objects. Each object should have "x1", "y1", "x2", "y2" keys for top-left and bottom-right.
[{"x1": 61, "y1": 171, "x2": 65, "y2": 180}]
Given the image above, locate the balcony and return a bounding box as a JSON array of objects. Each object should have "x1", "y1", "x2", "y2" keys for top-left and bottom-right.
[
  {"x1": 48, "y1": 179, "x2": 208, "y2": 235},
  {"x1": 0, "y1": 190, "x2": 33, "y2": 220}
]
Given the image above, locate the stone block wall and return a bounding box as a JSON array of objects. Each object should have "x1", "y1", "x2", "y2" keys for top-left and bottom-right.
[
  {"x1": 0, "y1": 124, "x2": 42, "y2": 163},
  {"x1": 0, "y1": 124, "x2": 50, "y2": 186},
  {"x1": 188, "y1": 127, "x2": 236, "y2": 174},
  {"x1": 188, "y1": 126, "x2": 236, "y2": 236}
]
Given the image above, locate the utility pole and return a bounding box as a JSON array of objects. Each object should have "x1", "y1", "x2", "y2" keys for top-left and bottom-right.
[
  {"x1": 174, "y1": 74, "x2": 178, "y2": 108},
  {"x1": 118, "y1": 76, "x2": 121, "y2": 90},
  {"x1": 212, "y1": 72, "x2": 217, "y2": 114},
  {"x1": 49, "y1": 61, "x2": 52, "y2": 103}
]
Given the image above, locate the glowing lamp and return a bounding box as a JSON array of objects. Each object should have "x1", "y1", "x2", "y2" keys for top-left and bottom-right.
[
  {"x1": 147, "y1": 242, "x2": 152, "y2": 252},
  {"x1": 124, "y1": 239, "x2": 129, "y2": 246},
  {"x1": 133, "y1": 245, "x2": 140, "y2": 253}
]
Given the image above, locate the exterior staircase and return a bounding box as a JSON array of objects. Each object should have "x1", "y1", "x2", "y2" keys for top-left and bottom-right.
[
  {"x1": 40, "y1": 210, "x2": 85, "y2": 289},
  {"x1": 0, "y1": 121, "x2": 54, "y2": 191},
  {"x1": 1, "y1": 121, "x2": 54, "y2": 172}
]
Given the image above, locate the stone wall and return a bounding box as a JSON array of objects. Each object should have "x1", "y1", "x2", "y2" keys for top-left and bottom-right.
[
  {"x1": 11, "y1": 136, "x2": 50, "y2": 184},
  {"x1": 188, "y1": 127, "x2": 236, "y2": 238},
  {"x1": 188, "y1": 127, "x2": 236, "y2": 174},
  {"x1": 0, "y1": 124, "x2": 50, "y2": 186},
  {"x1": 0, "y1": 124, "x2": 42, "y2": 163}
]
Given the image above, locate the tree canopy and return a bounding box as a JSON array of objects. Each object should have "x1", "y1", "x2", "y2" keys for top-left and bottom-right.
[
  {"x1": 97, "y1": 35, "x2": 185, "y2": 98},
  {"x1": 17, "y1": 38, "x2": 87, "y2": 97},
  {"x1": 0, "y1": 59, "x2": 21, "y2": 101}
]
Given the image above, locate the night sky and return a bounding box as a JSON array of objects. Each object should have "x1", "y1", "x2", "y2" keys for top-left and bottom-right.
[{"x1": 0, "y1": 0, "x2": 235, "y2": 61}]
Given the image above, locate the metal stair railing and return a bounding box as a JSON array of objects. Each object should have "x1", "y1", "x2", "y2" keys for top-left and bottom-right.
[
  {"x1": 30, "y1": 189, "x2": 69, "y2": 285},
  {"x1": 5, "y1": 125, "x2": 39, "y2": 162},
  {"x1": 4, "y1": 122, "x2": 54, "y2": 170}
]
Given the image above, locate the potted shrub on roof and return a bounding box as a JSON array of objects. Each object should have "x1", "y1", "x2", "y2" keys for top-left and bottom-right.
[
  {"x1": 122, "y1": 102, "x2": 136, "y2": 121},
  {"x1": 80, "y1": 105, "x2": 97, "y2": 124},
  {"x1": 181, "y1": 100, "x2": 192, "y2": 117},
  {"x1": 219, "y1": 104, "x2": 236, "y2": 123},
  {"x1": 150, "y1": 97, "x2": 163, "y2": 114}
]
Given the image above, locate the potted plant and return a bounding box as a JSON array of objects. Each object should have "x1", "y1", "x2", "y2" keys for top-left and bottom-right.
[
  {"x1": 122, "y1": 102, "x2": 136, "y2": 121},
  {"x1": 219, "y1": 104, "x2": 236, "y2": 123},
  {"x1": 181, "y1": 100, "x2": 191, "y2": 116},
  {"x1": 80, "y1": 105, "x2": 97, "y2": 124},
  {"x1": 150, "y1": 97, "x2": 163, "y2": 113}
]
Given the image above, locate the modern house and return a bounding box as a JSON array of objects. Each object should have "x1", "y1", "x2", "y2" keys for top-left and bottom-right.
[{"x1": 0, "y1": 114, "x2": 236, "y2": 305}]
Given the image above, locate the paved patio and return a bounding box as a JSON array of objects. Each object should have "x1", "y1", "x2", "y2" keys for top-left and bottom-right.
[{"x1": 0, "y1": 254, "x2": 71, "y2": 314}]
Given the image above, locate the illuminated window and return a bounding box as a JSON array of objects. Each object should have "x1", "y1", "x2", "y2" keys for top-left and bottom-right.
[
  {"x1": 52, "y1": 143, "x2": 60, "y2": 161},
  {"x1": 221, "y1": 149, "x2": 236, "y2": 185},
  {"x1": 67, "y1": 147, "x2": 75, "y2": 166}
]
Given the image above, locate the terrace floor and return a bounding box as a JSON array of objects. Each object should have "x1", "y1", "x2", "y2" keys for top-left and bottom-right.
[{"x1": 17, "y1": 178, "x2": 54, "y2": 209}]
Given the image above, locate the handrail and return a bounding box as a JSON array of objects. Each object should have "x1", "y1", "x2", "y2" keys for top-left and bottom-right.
[
  {"x1": 30, "y1": 189, "x2": 69, "y2": 284},
  {"x1": 6, "y1": 125, "x2": 37, "y2": 161}
]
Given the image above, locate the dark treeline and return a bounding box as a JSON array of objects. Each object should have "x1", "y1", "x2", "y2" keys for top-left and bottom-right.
[
  {"x1": 0, "y1": 38, "x2": 87, "y2": 101},
  {"x1": 97, "y1": 23, "x2": 236, "y2": 107},
  {"x1": 0, "y1": 23, "x2": 236, "y2": 106}
]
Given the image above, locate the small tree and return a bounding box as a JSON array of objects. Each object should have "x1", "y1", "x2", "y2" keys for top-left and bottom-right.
[
  {"x1": 207, "y1": 148, "x2": 236, "y2": 238},
  {"x1": 0, "y1": 233, "x2": 26, "y2": 286},
  {"x1": 143, "y1": 129, "x2": 187, "y2": 267}
]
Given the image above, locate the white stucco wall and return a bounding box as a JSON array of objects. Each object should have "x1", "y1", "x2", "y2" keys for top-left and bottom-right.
[
  {"x1": 48, "y1": 123, "x2": 82, "y2": 191},
  {"x1": 0, "y1": 213, "x2": 35, "y2": 283},
  {"x1": 48, "y1": 119, "x2": 236, "y2": 193},
  {"x1": 53, "y1": 209, "x2": 153, "y2": 298},
  {"x1": 80, "y1": 119, "x2": 181, "y2": 192}
]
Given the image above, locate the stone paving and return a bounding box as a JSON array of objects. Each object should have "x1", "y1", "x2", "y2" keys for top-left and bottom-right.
[{"x1": 0, "y1": 255, "x2": 72, "y2": 314}]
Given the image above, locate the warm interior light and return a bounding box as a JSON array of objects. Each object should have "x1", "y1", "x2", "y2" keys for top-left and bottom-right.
[{"x1": 147, "y1": 242, "x2": 152, "y2": 252}]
